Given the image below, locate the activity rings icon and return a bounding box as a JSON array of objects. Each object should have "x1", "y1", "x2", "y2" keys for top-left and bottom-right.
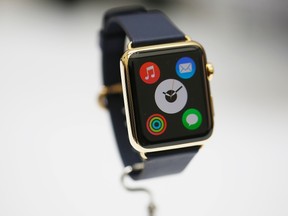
[{"x1": 146, "y1": 114, "x2": 167, "y2": 135}]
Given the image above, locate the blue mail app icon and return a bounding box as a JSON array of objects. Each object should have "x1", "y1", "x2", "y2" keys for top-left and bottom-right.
[
  {"x1": 179, "y1": 63, "x2": 192, "y2": 73},
  {"x1": 176, "y1": 57, "x2": 195, "y2": 79}
]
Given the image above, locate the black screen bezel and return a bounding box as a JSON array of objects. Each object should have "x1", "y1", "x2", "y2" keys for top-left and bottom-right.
[{"x1": 127, "y1": 45, "x2": 213, "y2": 149}]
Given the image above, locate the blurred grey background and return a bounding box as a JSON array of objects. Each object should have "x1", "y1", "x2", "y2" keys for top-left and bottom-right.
[{"x1": 0, "y1": 0, "x2": 287, "y2": 216}]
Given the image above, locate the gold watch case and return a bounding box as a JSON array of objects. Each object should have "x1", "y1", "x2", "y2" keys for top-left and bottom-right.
[{"x1": 119, "y1": 36, "x2": 214, "y2": 159}]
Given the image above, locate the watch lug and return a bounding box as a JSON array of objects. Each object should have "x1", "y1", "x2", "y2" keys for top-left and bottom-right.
[{"x1": 140, "y1": 152, "x2": 147, "y2": 160}]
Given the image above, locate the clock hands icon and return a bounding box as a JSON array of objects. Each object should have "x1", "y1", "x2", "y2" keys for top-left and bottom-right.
[
  {"x1": 162, "y1": 86, "x2": 183, "y2": 103},
  {"x1": 155, "y1": 79, "x2": 187, "y2": 114},
  {"x1": 171, "y1": 86, "x2": 183, "y2": 97}
]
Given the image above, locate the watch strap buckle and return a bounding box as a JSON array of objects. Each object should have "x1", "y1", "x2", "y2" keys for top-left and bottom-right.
[{"x1": 98, "y1": 83, "x2": 123, "y2": 109}]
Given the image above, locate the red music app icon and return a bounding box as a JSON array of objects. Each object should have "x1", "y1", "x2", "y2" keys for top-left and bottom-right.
[{"x1": 139, "y1": 62, "x2": 160, "y2": 84}]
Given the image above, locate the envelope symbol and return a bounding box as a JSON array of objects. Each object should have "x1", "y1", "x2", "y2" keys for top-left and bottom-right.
[{"x1": 179, "y1": 63, "x2": 192, "y2": 73}]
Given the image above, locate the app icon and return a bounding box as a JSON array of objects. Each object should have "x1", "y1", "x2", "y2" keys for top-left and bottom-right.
[
  {"x1": 182, "y1": 108, "x2": 202, "y2": 130},
  {"x1": 176, "y1": 57, "x2": 196, "y2": 79},
  {"x1": 154, "y1": 79, "x2": 188, "y2": 114},
  {"x1": 146, "y1": 114, "x2": 167, "y2": 135},
  {"x1": 139, "y1": 62, "x2": 160, "y2": 84}
]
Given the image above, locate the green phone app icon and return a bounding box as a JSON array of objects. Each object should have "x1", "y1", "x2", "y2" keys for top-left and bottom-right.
[{"x1": 182, "y1": 108, "x2": 202, "y2": 130}]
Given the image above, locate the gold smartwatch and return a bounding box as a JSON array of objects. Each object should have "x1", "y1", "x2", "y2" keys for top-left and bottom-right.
[{"x1": 99, "y1": 6, "x2": 214, "y2": 180}]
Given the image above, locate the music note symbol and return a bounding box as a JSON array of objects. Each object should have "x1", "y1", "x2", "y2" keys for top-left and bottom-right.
[
  {"x1": 145, "y1": 65, "x2": 156, "y2": 80},
  {"x1": 140, "y1": 62, "x2": 160, "y2": 84}
]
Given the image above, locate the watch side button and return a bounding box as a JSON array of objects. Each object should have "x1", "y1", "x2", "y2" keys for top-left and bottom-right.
[
  {"x1": 210, "y1": 96, "x2": 215, "y2": 117},
  {"x1": 206, "y1": 63, "x2": 214, "y2": 81}
]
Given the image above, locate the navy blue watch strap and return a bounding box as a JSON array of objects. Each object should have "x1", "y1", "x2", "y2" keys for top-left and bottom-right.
[{"x1": 100, "y1": 6, "x2": 201, "y2": 180}]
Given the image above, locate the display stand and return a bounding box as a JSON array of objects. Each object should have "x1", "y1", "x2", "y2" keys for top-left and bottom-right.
[{"x1": 121, "y1": 164, "x2": 157, "y2": 216}]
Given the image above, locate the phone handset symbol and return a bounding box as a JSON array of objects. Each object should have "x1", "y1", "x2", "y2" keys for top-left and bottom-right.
[{"x1": 145, "y1": 65, "x2": 155, "y2": 80}]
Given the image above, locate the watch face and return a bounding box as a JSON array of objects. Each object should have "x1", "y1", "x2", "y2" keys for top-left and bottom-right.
[{"x1": 127, "y1": 46, "x2": 213, "y2": 148}]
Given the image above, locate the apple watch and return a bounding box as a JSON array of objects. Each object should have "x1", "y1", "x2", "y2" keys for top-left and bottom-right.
[{"x1": 99, "y1": 6, "x2": 214, "y2": 180}]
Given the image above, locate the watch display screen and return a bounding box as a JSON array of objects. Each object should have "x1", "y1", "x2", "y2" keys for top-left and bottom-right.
[{"x1": 127, "y1": 46, "x2": 213, "y2": 148}]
